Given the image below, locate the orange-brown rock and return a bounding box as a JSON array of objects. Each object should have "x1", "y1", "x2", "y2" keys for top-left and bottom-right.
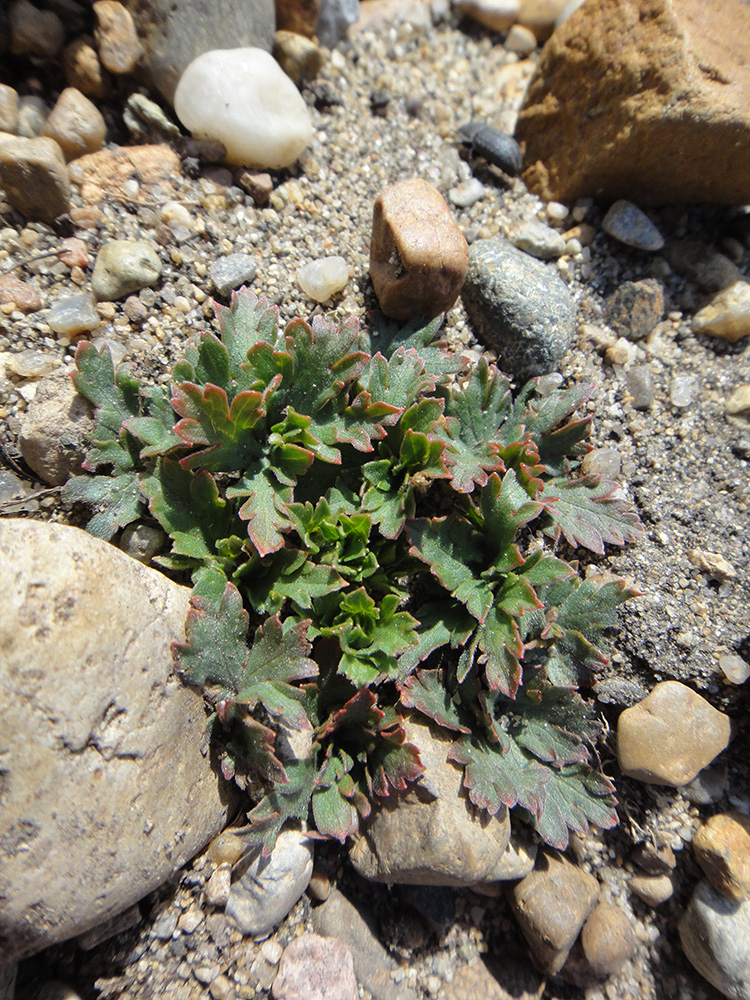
[
  {"x1": 71, "y1": 144, "x2": 181, "y2": 204},
  {"x1": 515, "y1": 0, "x2": 750, "y2": 205},
  {"x1": 370, "y1": 178, "x2": 468, "y2": 322},
  {"x1": 693, "y1": 813, "x2": 750, "y2": 901},
  {"x1": 275, "y1": 0, "x2": 320, "y2": 36}
]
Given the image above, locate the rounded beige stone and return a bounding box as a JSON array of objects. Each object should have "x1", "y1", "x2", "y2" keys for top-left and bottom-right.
[
  {"x1": 349, "y1": 715, "x2": 511, "y2": 885},
  {"x1": 692, "y1": 281, "x2": 750, "y2": 342},
  {"x1": 42, "y1": 88, "x2": 107, "y2": 162},
  {"x1": 370, "y1": 177, "x2": 468, "y2": 322},
  {"x1": 617, "y1": 680, "x2": 732, "y2": 786},
  {"x1": 0, "y1": 520, "x2": 234, "y2": 963}
]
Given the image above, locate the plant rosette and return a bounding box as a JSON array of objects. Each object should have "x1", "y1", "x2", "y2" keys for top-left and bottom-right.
[{"x1": 65, "y1": 289, "x2": 643, "y2": 856}]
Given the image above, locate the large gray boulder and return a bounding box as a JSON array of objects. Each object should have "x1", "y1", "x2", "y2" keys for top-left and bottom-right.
[
  {"x1": 0, "y1": 519, "x2": 235, "y2": 963},
  {"x1": 123, "y1": 0, "x2": 276, "y2": 104}
]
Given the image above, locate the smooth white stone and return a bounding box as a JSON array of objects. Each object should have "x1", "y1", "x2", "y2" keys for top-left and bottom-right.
[
  {"x1": 174, "y1": 48, "x2": 313, "y2": 170},
  {"x1": 297, "y1": 256, "x2": 349, "y2": 302}
]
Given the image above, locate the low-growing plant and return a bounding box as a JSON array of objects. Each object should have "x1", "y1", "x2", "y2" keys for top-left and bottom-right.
[{"x1": 65, "y1": 289, "x2": 643, "y2": 855}]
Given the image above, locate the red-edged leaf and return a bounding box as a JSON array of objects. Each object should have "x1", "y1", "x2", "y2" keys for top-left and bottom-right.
[{"x1": 541, "y1": 475, "x2": 644, "y2": 554}]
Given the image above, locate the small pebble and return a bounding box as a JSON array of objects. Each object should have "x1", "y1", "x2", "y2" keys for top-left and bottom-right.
[
  {"x1": 692, "y1": 281, "x2": 750, "y2": 342},
  {"x1": 208, "y1": 974, "x2": 233, "y2": 1000},
  {"x1": 581, "y1": 447, "x2": 621, "y2": 480},
  {"x1": 124, "y1": 94, "x2": 181, "y2": 142},
  {"x1": 684, "y1": 763, "x2": 729, "y2": 806},
  {"x1": 273, "y1": 29, "x2": 325, "y2": 85},
  {"x1": 208, "y1": 254, "x2": 258, "y2": 297},
  {"x1": 62, "y1": 36, "x2": 110, "y2": 99},
  {"x1": 47, "y1": 293, "x2": 101, "y2": 336},
  {"x1": 91, "y1": 239, "x2": 163, "y2": 301},
  {"x1": 663, "y1": 239, "x2": 739, "y2": 293},
  {"x1": 509, "y1": 219, "x2": 567, "y2": 259},
  {"x1": 5, "y1": 349, "x2": 56, "y2": 379},
  {"x1": 119, "y1": 523, "x2": 165, "y2": 564},
  {"x1": 693, "y1": 812, "x2": 750, "y2": 901},
  {"x1": 670, "y1": 375, "x2": 700, "y2": 408},
  {"x1": 546, "y1": 201, "x2": 569, "y2": 222},
  {"x1": 177, "y1": 904, "x2": 203, "y2": 934},
  {"x1": 93, "y1": 0, "x2": 143, "y2": 74},
  {"x1": 0, "y1": 469, "x2": 25, "y2": 503},
  {"x1": 720, "y1": 655, "x2": 750, "y2": 685},
  {"x1": 504, "y1": 23, "x2": 537, "y2": 54},
  {"x1": 689, "y1": 548, "x2": 736, "y2": 584},
  {"x1": 207, "y1": 831, "x2": 244, "y2": 866},
  {"x1": 174, "y1": 48, "x2": 313, "y2": 170},
  {"x1": 0, "y1": 84, "x2": 19, "y2": 134},
  {"x1": 606, "y1": 278, "x2": 664, "y2": 341},
  {"x1": 370, "y1": 178, "x2": 468, "y2": 321},
  {"x1": 272, "y1": 934, "x2": 359, "y2": 1000},
  {"x1": 17, "y1": 95, "x2": 48, "y2": 138},
  {"x1": 725, "y1": 385, "x2": 750, "y2": 429},
  {"x1": 204, "y1": 864, "x2": 232, "y2": 908},
  {"x1": 602, "y1": 200, "x2": 664, "y2": 251},
  {"x1": 10, "y1": 0, "x2": 65, "y2": 57},
  {"x1": 297, "y1": 256, "x2": 349, "y2": 302},
  {"x1": 236, "y1": 170, "x2": 273, "y2": 206},
  {"x1": 462, "y1": 237, "x2": 575, "y2": 379},
  {"x1": 679, "y1": 881, "x2": 750, "y2": 1000},
  {"x1": 448, "y1": 177, "x2": 485, "y2": 208},
  {"x1": 0, "y1": 273, "x2": 42, "y2": 313},
  {"x1": 453, "y1": 0, "x2": 519, "y2": 31},
  {"x1": 617, "y1": 680, "x2": 732, "y2": 787},
  {"x1": 0, "y1": 135, "x2": 71, "y2": 224},
  {"x1": 626, "y1": 365, "x2": 655, "y2": 410},
  {"x1": 629, "y1": 874, "x2": 674, "y2": 907},
  {"x1": 42, "y1": 87, "x2": 107, "y2": 162}
]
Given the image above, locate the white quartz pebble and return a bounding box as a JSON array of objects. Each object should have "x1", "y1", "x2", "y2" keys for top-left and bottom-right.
[
  {"x1": 174, "y1": 48, "x2": 313, "y2": 170},
  {"x1": 297, "y1": 257, "x2": 349, "y2": 302}
]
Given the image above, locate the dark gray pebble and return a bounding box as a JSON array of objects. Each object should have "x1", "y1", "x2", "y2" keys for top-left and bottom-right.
[
  {"x1": 662, "y1": 239, "x2": 739, "y2": 293},
  {"x1": 461, "y1": 238, "x2": 576, "y2": 380},
  {"x1": 606, "y1": 279, "x2": 664, "y2": 341}
]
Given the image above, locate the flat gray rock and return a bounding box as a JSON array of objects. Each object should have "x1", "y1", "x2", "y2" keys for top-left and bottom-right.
[
  {"x1": 461, "y1": 238, "x2": 575, "y2": 380},
  {"x1": 226, "y1": 830, "x2": 314, "y2": 937},
  {"x1": 0, "y1": 520, "x2": 234, "y2": 963},
  {"x1": 679, "y1": 880, "x2": 750, "y2": 999}
]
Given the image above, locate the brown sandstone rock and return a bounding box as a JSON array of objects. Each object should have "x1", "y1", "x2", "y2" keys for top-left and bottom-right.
[
  {"x1": 370, "y1": 178, "x2": 468, "y2": 321},
  {"x1": 511, "y1": 851, "x2": 600, "y2": 975},
  {"x1": 561, "y1": 900, "x2": 637, "y2": 986},
  {"x1": 693, "y1": 813, "x2": 750, "y2": 901},
  {"x1": 515, "y1": 0, "x2": 750, "y2": 205},
  {"x1": 349, "y1": 715, "x2": 511, "y2": 886},
  {"x1": 0, "y1": 134, "x2": 70, "y2": 223},
  {"x1": 617, "y1": 681, "x2": 732, "y2": 786}
]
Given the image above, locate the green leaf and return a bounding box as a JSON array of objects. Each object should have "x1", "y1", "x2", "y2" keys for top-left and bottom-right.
[
  {"x1": 399, "y1": 669, "x2": 472, "y2": 733},
  {"x1": 227, "y1": 460, "x2": 293, "y2": 557},
  {"x1": 125, "y1": 385, "x2": 183, "y2": 458},
  {"x1": 512, "y1": 687, "x2": 601, "y2": 767},
  {"x1": 141, "y1": 459, "x2": 231, "y2": 561},
  {"x1": 407, "y1": 517, "x2": 492, "y2": 622},
  {"x1": 367, "y1": 724, "x2": 424, "y2": 797},
  {"x1": 438, "y1": 359, "x2": 513, "y2": 493},
  {"x1": 366, "y1": 312, "x2": 459, "y2": 380},
  {"x1": 172, "y1": 381, "x2": 268, "y2": 471},
  {"x1": 448, "y1": 735, "x2": 550, "y2": 817},
  {"x1": 481, "y1": 470, "x2": 544, "y2": 565},
  {"x1": 397, "y1": 600, "x2": 476, "y2": 677},
  {"x1": 72, "y1": 341, "x2": 142, "y2": 443},
  {"x1": 63, "y1": 471, "x2": 145, "y2": 540},
  {"x1": 362, "y1": 348, "x2": 437, "y2": 411},
  {"x1": 242, "y1": 755, "x2": 318, "y2": 856},
  {"x1": 531, "y1": 764, "x2": 618, "y2": 850},
  {"x1": 174, "y1": 583, "x2": 251, "y2": 691},
  {"x1": 362, "y1": 459, "x2": 414, "y2": 540},
  {"x1": 542, "y1": 475, "x2": 644, "y2": 554},
  {"x1": 475, "y1": 603, "x2": 524, "y2": 695},
  {"x1": 214, "y1": 289, "x2": 283, "y2": 376}
]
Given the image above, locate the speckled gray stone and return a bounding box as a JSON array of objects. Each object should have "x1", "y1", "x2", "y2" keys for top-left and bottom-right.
[
  {"x1": 91, "y1": 239, "x2": 163, "y2": 301},
  {"x1": 461, "y1": 238, "x2": 576, "y2": 379},
  {"x1": 679, "y1": 880, "x2": 750, "y2": 999},
  {"x1": 605, "y1": 279, "x2": 664, "y2": 341},
  {"x1": 209, "y1": 253, "x2": 257, "y2": 296}
]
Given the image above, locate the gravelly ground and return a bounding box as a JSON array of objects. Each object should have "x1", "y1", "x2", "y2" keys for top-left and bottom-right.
[{"x1": 3, "y1": 11, "x2": 750, "y2": 1000}]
